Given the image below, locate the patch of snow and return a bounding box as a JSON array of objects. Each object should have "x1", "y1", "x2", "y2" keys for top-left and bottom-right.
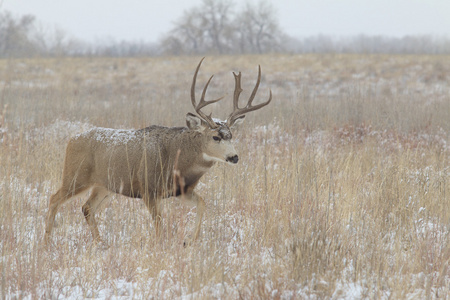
[{"x1": 78, "y1": 127, "x2": 139, "y2": 146}]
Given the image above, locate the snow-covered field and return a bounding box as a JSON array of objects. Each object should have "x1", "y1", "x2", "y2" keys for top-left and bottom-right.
[{"x1": 1, "y1": 55, "x2": 449, "y2": 299}]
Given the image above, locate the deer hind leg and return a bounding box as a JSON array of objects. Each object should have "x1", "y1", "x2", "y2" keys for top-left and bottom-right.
[
  {"x1": 143, "y1": 197, "x2": 162, "y2": 238},
  {"x1": 44, "y1": 184, "x2": 89, "y2": 245},
  {"x1": 82, "y1": 186, "x2": 110, "y2": 242},
  {"x1": 180, "y1": 190, "x2": 206, "y2": 246}
]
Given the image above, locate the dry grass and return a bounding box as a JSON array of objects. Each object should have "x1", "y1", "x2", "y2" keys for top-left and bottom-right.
[{"x1": 1, "y1": 54, "x2": 449, "y2": 299}]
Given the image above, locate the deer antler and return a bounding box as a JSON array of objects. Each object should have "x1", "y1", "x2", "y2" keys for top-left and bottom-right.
[
  {"x1": 191, "y1": 58, "x2": 224, "y2": 129},
  {"x1": 226, "y1": 65, "x2": 272, "y2": 126}
]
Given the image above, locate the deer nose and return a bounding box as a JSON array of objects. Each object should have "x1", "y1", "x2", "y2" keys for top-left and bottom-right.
[{"x1": 227, "y1": 155, "x2": 239, "y2": 164}]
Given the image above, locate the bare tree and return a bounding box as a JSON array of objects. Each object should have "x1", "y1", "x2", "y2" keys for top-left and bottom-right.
[
  {"x1": 0, "y1": 11, "x2": 41, "y2": 57},
  {"x1": 161, "y1": 0, "x2": 284, "y2": 55},
  {"x1": 234, "y1": 1, "x2": 285, "y2": 54},
  {"x1": 162, "y1": 7, "x2": 207, "y2": 55},
  {"x1": 0, "y1": 11, "x2": 77, "y2": 57},
  {"x1": 201, "y1": 0, "x2": 234, "y2": 54},
  {"x1": 161, "y1": 0, "x2": 234, "y2": 55}
]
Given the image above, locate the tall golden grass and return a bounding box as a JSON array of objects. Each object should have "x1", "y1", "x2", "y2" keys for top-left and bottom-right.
[{"x1": 1, "y1": 54, "x2": 449, "y2": 298}]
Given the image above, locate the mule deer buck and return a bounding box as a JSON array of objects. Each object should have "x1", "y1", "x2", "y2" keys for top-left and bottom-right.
[{"x1": 44, "y1": 58, "x2": 272, "y2": 246}]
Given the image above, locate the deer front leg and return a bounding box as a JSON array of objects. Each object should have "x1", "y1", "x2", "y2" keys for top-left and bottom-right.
[
  {"x1": 180, "y1": 190, "x2": 206, "y2": 246},
  {"x1": 143, "y1": 196, "x2": 162, "y2": 239}
]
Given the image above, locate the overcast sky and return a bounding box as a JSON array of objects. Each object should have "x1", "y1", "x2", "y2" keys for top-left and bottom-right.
[{"x1": 2, "y1": 0, "x2": 450, "y2": 42}]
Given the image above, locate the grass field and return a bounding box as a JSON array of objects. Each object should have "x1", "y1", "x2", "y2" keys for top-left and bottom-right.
[{"x1": 1, "y1": 54, "x2": 449, "y2": 299}]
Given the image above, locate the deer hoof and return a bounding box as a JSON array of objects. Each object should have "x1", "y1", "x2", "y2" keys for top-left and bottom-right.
[
  {"x1": 93, "y1": 239, "x2": 109, "y2": 250},
  {"x1": 183, "y1": 237, "x2": 194, "y2": 248}
]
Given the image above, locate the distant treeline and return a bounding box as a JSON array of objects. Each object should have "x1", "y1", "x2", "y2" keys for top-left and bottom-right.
[{"x1": 1, "y1": 6, "x2": 450, "y2": 58}]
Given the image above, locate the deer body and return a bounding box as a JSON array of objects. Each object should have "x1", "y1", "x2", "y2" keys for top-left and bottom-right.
[
  {"x1": 68, "y1": 125, "x2": 214, "y2": 199},
  {"x1": 44, "y1": 58, "x2": 271, "y2": 246}
]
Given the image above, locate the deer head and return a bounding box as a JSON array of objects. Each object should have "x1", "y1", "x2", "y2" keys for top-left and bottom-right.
[{"x1": 188, "y1": 58, "x2": 272, "y2": 164}]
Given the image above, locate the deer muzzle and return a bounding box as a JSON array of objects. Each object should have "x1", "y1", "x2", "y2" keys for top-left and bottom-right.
[{"x1": 226, "y1": 155, "x2": 239, "y2": 164}]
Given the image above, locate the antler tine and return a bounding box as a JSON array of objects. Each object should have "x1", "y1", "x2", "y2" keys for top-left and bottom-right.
[
  {"x1": 191, "y1": 58, "x2": 224, "y2": 128},
  {"x1": 199, "y1": 75, "x2": 224, "y2": 109},
  {"x1": 248, "y1": 65, "x2": 262, "y2": 106},
  {"x1": 232, "y1": 71, "x2": 243, "y2": 111},
  {"x1": 226, "y1": 65, "x2": 272, "y2": 126}
]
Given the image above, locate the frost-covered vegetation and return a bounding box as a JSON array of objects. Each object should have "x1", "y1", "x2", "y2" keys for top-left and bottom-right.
[{"x1": 0, "y1": 54, "x2": 449, "y2": 298}]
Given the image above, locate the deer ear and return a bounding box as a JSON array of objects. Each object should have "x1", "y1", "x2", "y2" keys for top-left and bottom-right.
[
  {"x1": 230, "y1": 115, "x2": 245, "y2": 130},
  {"x1": 186, "y1": 113, "x2": 207, "y2": 132}
]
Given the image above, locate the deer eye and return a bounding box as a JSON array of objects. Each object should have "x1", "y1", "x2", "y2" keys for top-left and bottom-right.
[{"x1": 213, "y1": 136, "x2": 221, "y2": 142}]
